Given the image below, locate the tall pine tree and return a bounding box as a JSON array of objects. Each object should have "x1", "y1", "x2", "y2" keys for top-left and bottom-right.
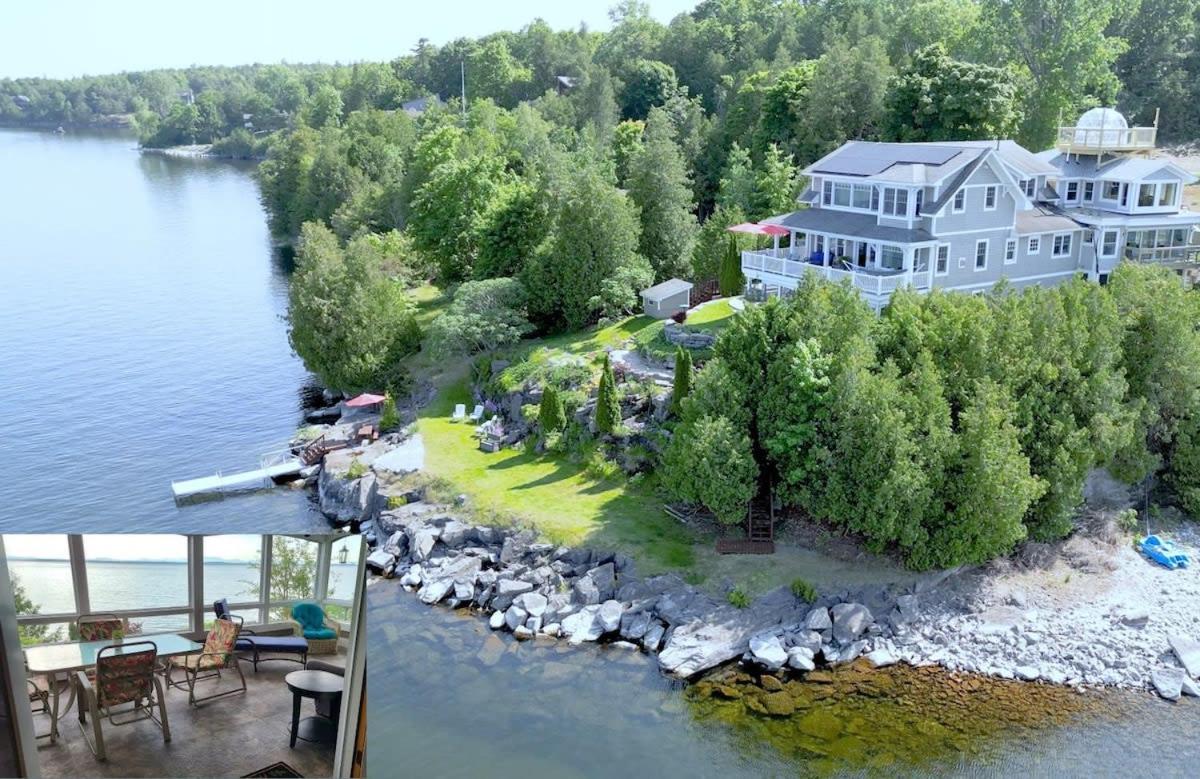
[
  {"x1": 718, "y1": 233, "x2": 745, "y2": 297},
  {"x1": 594, "y1": 353, "x2": 622, "y2": 434},
  {"x1": 627, "y1": 107, "x2": 698, "y2": 280},
  {"x1": 671, "y1": 346, "x2": 693, "y2": 415}
]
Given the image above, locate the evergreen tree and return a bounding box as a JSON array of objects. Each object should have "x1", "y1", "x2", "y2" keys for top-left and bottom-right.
[
  {"x1": 379, "y1": 391, "x2": 399, "y2": 431},
  {"x1": 718, "y1": 233, "x2": 745, "y2": 297},
  {"x1": 671, "y1": 346, "x2": 693, "y2": 415},
  {"x1": 627, "y1": 107, "x2": 698, "y2": 280},
  {"x1": 594, "y1": 353, "x2": 622, "y2": 434},
  {"x1": 753, "y1": 143, "x2": 800, "y2": 219},
  {"x1": 539, "y1": 383, "x2": 566, "y2": 434}
]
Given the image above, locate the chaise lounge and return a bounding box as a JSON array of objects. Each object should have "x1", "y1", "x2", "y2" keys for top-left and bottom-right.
[{"x1": 214, "y1": 599, "x2": 310, "y2": 671}]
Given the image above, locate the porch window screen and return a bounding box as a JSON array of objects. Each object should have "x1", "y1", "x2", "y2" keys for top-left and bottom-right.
[{"x1": 880, "y1": 245, "x2": 903, "y2": 270}]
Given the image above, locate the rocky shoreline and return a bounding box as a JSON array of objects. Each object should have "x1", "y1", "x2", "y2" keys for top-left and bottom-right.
[{"x1": 294, "y1": 392, "x2": 1200, "y2": 701}]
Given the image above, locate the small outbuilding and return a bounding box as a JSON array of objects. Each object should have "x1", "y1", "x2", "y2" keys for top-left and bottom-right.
[{"x1": 640, "y1": 278, "x2": 693, "y2": 319}]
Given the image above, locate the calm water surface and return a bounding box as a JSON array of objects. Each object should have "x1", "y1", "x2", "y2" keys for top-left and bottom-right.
[
  {"x1": 368, "y1": 582, "x2": 1200, "y2": 777},
  {"x1": 0, "y1": 129, "x2": 324, "y2": 532}
]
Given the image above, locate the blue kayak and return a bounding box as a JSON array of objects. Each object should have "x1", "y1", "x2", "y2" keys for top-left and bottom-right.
[{"x1": 1141, "y1": 535, "x2": 1191, "y2": 570}]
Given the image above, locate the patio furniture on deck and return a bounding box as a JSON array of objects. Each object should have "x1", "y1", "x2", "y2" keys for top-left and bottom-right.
[
  {"x1": 165, "y1": 616, "x2": 247, "y2": 706},
  {"x1": 76, "y1": 613, "x2": 125, "y2": 642},
  {"x1": 214, "y1": 599, "x2": 310, "y2": 671},
  {"x1": 284, "y1": 669, "x2": 343, "y2": 748},
  {"x1": 304, "y1": 659, "x2": 345, "y2": 719},
  {"x1": 287, "y1": 603, "x2": 339, "y2": 655},
  {"x1": 74, "y1": 641, "x2": 171, "y2": 762},
  {"x1": 23, "y1": 632, "x2": 203, "y2": 745}
]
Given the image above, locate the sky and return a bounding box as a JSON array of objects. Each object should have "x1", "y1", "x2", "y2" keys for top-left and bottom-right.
[
  {"x1": 2, "y1": 534, "x2": 361, "y2": 562},
  {"x1": 1, "y1": 0, "x2": 699, "y2": 80}
]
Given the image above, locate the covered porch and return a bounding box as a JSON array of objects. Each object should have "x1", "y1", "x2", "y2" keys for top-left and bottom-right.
[
  {"x1": 740, "y1": 228, "x2": 934, "y2": 307},
  {"x1": 1123, "y1": 227, "x2": 1200, "y2": 265}
]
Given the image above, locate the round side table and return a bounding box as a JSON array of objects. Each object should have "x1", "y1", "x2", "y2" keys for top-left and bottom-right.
[{"x1": 284, "y1": 669, "x2": 344, "y2": 748}]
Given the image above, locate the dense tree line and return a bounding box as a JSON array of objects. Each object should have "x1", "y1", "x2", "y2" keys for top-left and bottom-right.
[{"x1": 663, "y1": 265, "x2": 1200, "y2": 569}]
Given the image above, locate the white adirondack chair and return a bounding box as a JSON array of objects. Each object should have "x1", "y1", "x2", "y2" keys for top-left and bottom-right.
[
  {"x1": 469, "y1": 404, "x2": 484, "y2": 423},
  {"x1": 451, "y1": 403, "x2": 466, "y2": 422}
]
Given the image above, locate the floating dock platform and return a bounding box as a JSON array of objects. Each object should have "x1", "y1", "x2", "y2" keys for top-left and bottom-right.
[{"x1": 171, "y1": 456, "x2": 302, "y2": 500}]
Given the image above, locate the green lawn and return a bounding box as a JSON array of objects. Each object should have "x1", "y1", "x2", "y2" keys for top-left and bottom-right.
[
  {"x1": 417, "y1": 374, "x2": 698, "y2": 574},
  {"x1": 633, "y1": 297, "x2": 740, "y2": 363}
]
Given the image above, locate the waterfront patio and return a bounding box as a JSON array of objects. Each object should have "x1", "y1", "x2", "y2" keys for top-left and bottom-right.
[{"x1": 0, "y1": 533, "x2": 367, "y2": 779}]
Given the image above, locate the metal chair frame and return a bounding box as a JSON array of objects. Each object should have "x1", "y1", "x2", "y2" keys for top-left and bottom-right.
[
  {"x1": 165, "y1": 616, "x2": 247, "y2": 706},
  {"x1": 74, "y1": 641, "x2": 171, "y2": 762}
]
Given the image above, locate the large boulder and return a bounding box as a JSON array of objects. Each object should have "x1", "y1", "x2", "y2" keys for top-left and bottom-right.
[
  {"x1": 561, "y1": 605, "x2": 604, "y2": 644},
  {"x1": 643, "y1": 621, "x2": 666, "y2": 652},
  {"x1": 582, "y1": 563, "x2": 617, "y2": 602},
  {"x1": 659, "y1": 593, "x2": 804, "y2": 677},
  {"x1": 573, "y1": 576, "x2": 601, "y2": 606},
  {"x1": 805, "y1": 607, "x2": 832, "y2": 632},
  {"x1": 620, "y1": 610, "x2": 652, "y2": 641},
  {"x1": 318, "y1": 458, "x2": 380, "y2": 524},
  {"x1": 787, "y1": 646, "x2": 816, "y2": 671},
  {"x1": 365, "y1": 549, "x2": 396, "y2": 575},
  {"x1": 1169, "y1": 635, "x2": 1200, "y2": 678},
  {"x1": 514, "y1": 592, "x2": 548, "y2": 618},
  {"x1": 491, "y1": 579, "x2": 534, "y2": 611},
  {"x1": 504, "y1": 605, "x2": 528, "y2": 632},
  {"x1": 1152, "y1": 666, "x2": 1185, "y2": 701},
  {"x1": 831, "y1": 603, "x2": 873, "y2": 645},
  {"x1": 407, "y1": 524, "x2": 440, "y2": 562},
  {"x1": 598, "y1": 600, "x2": 624, "y2": 633},
  {"x1": 749, "y1": 634, "x2": 788, "y2": 670},
  {"x1": 439, "y1": 520, "x2": 475, "y2": 548},
  {"x1": 418, "y1": 579, "x2": 453, "y2": 605}
]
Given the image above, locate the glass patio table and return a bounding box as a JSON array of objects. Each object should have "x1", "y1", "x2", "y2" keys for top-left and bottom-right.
[{"x1": 24, "y1": 632, "x2": 204, "y2": 744}]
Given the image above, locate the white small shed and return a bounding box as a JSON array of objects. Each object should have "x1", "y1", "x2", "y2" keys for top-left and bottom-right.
[{"x1": 640, "y1": 278, "x2": 693, "y2": 319}]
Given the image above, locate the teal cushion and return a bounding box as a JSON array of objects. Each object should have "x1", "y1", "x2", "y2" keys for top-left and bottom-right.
[
  {"x1": 303, "y1": 627, "x2": 337, "y2": 640},
  {"x1": 291, "y1": 602, "x2": 326, "y2": 632}
]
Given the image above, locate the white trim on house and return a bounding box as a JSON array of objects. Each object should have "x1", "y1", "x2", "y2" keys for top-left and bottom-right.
[
  {"x1": 946, "y1": 270, "x2": 1080, "y2": 292},
  {"x1": 974, "y1": 239, "x2": 989, "y2": 271}
]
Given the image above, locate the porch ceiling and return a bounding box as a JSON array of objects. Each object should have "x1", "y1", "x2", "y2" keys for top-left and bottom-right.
[{"x1": 770, "y1": 209, "x2": 934, "y2": 244}]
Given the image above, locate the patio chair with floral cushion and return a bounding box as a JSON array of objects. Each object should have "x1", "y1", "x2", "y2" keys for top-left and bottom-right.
[
  {"x1": 74, "y1": 641, "x2": 170, "y2": 761},
  {"x1": 75, "y1": 613, "x2": 125, "y2": 642},
  {"x1": 287, "y1": 602, "x2": 339, "y2": 655},
  {"x1": 165, "y1": 616, "x2": 246, "y2": 706}
]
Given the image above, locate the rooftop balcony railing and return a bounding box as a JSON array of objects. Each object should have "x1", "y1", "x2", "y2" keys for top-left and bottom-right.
[{"x1": 1055, "y1": 125, "x2": 1157, "y2": 153}]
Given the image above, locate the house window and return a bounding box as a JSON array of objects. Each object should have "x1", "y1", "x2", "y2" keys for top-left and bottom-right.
[
  {"x1": 822, "y1": 180, "x2": 833, "y2": 206},
  {"x1": 852, "y1": 185, "x2": 873, "y2": 210},
  {"x1": 1159, "y1": 182, "x2": 1178, "y2": 207},
  {"x1": 952, "y1": 189, "x2": 966, "y2": 213},
  {"x1": 1027, "y1": 236, "x2": 1041, "y2": 255},
  {"x1": 1138, "y1": 183, "x2": 1156, "y2": 207},
  {"x1": 1065, "y1": 181, "x2": 1079, "y2": 202},
  {"x1": 1120, "y1": 183, "x2": 1129, "y2": 207},
  {"x1": 1004, "y1": 239, "x2": 1017, "y2": 264},
  {"x1": 880, "y1": 245, "x2": 904, "y2": 270},
  {"x1": 975, "y1": 239, "x2": 988, "y2": 270},
  {"x1": 984, "y1": 185, "x2": 997, "y2": 210},
  {"x1": 882, "y1": 187, "x2": 909, "y2": 217},
  {"x1": 1020, "y1": 179, "x2": 1036, "y2": 198},
  {"x1": 915, "y1": 246, "x2": 930, "y2": 273},
  {"x1": 1101, "y1": 230, "x2": 1118, "y2": 257},
  {"x1": 935, "y1": 244, "x2": 949, "y2": 275},
  {"x1": 871, "y1": 187, "x2": 879, "y2": 211},
  {"x1": 1083, "y1": 182, "x2": 1095, "y2": 201},
  {"x1": 1102, "y1": 180, "x2": 1120, "y2": 200},
  {"x1": 915, "y1": 189, "x2": 923, "y2": 215},
  {"x1": 1052, "y1": 233, "x2": 1072, "y2": 257},
  {"x1": 834, "y1": 182, "x2": 852, "y2": 207},
  {"x1": 814, "y1": 235, "x2": 825, "y2": 256}
]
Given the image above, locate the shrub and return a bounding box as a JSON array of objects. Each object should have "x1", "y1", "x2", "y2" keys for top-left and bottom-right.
[
  {"x1": 345, "y1": 459, "x2": 367, "y2": 479},
  {"x1": 426, "y1": 277, "x2": 534, "y2": 357},
  {"x1": 379, "y1": 392, "x2": 399, "y2": 432},
  {"x1": 1115, "y1": 508, "x2": 1139, "y2": 534},
  {"x1": 790, "y1": 578, "x2": 817, "y2": 603},
  {"x1": 584, "y1": 450, "x2": 623, "y2": 482},
  {"x1": 539, "y1": 384, "x2": 566, "y2": 433},
  {"x1": 727, "y1": 587, "x2": 751, "y2": 608},
  {"x1": 594, "y1": 353, "x2": 622, "y2": 435},
  {"x1": 387, "y1": 495, "x2": 408, "y2": 509},
  {"x1": 671, "y1": 346, "x2": 693, "y2": 415},
  {"x1": 671, "y1": 310, "x2": 688, "y2": 324},
  {"x1": 662, "y1": 414, "x2": 758, "y2": 525}
]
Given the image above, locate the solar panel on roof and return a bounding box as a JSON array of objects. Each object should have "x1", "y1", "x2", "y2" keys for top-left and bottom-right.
[{"x1": 813, "y1": 143, "x2": 960, "y2": 176}]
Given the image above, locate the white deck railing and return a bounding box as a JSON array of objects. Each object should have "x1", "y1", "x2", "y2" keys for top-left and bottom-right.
[
  {"x1": 742, "y1": 249, "x2": 911, "y2": 299},
  {"x1": 1125, "y1": 245, "x2": 1200, "y2": 264},
  {"x1": 1056, "y1": 125, "x2": 1156, "y2": 152}
]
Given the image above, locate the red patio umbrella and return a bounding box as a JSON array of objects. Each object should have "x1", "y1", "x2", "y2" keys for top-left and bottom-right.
[
  {"x1": 345, "y1": 392, "x2": 386, "y2": 408},
  {"x1": 726, "y1": 222, "x2": 789, "y2": 236}
]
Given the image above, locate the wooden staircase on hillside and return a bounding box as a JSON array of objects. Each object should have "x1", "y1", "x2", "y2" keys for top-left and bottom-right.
[{"x1": 715, "y1": 503, "x2": 775, "y2": 555}]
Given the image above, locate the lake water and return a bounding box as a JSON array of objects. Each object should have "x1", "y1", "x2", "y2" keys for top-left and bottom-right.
[
  {"x1": 368, "y1": 582, "x2": 1200, "y2": 778},
  {"x1": 0, "y1": 128, "x2": 326, "y2": 533},
  {"x1": 10, "y1": 558, "x2": 359, "y2": 633}
]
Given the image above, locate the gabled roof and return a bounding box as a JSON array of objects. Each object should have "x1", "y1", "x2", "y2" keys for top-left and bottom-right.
[
  {"x1": 1035, "y1": 151, "x2": 1198, "y2": 185},
  {"x1": 640, "y1": 278, "x2": 693, "y2": 302},
  {"x1": 920, "y1": 150, "x2": 987, "y2": 215}
]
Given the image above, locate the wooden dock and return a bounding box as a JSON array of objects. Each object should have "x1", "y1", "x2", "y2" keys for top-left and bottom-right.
[{"x1": 171, "y1": 456, "x2": 302, "y2": 500}]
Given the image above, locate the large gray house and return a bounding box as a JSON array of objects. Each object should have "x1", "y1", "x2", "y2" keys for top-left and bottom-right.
[{"x1": 742, "y1": 108, "x2": 1200, "y2": 310}]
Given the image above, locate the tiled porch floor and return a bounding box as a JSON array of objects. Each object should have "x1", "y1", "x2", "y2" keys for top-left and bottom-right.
[{"x1": 34, "y1": 654, "x2": 343, "y2": 778}]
